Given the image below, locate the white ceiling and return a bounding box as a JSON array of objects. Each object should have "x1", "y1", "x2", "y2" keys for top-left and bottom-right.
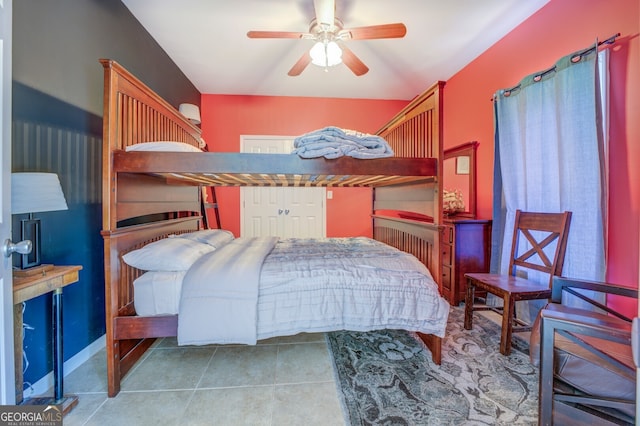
[{"x1": 122, "y1": 0, "x2": 550, "y2": 100}]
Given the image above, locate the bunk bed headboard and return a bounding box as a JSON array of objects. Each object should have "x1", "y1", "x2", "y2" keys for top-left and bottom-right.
[
  {"x1": 100, "y1": 59, "x2": 201, "y2": 151},
  {"x1": 374, "y1": 81, "x2": 445, "y2": 285},
  {"x1": 100, "y1": 58, "x2": 203, "y2": 231},
  {"x1": 377, "y1": 80, "x2": 445, "y2": 161}
]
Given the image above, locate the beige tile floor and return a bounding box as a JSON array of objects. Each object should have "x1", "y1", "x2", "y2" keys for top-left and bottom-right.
[
  {"x1": 45, "y1": 311, "x2": 518, "y2": 425},
  {"x1": 57, "y1": 333, "x2": 346, "y2": 426}
]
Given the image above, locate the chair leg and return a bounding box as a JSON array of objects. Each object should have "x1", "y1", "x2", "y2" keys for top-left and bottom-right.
[
  {"x1": 500, "y1": 295, "x2": 515, "y2": 355},
  {"x1": 464, "y1": 280, "x2": 475, "y2": 330}
]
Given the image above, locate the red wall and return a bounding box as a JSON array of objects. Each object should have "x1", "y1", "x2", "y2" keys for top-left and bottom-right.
[
  {"x1": 200, "y1": 95, "x2": 408, "y2": 238},
  {"x1": 201, "y1": 0, "x2": 639, "y2": 314},
  {"x1": 443, "y1": 0, "x2": 639, "y2": 313}
]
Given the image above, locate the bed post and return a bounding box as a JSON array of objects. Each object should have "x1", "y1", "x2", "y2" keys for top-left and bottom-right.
[
  {"x1": 100, "y1": 231, "x2": 120, "y2": 397},
  {"x1": 101, "y1": 59, "x2": 120, "y2": 397},
  {"x1": 418, "y1": 333, "x2": 442, "y2": 364}
]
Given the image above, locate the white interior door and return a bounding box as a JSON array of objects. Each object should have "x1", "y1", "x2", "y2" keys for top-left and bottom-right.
[
  {"x1": 240, "y1": 136, "x2": 325, "y2": 238},
  {"x1": 0, "y1": 0, "x2": 15, "y2": 405},
  {"x1": 243, "y1": 186, "x2": 281, "y2": 237}
]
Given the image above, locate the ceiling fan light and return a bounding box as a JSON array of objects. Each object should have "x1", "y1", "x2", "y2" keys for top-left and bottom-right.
[
  {"x1": 310, "y1": 41, "x2": 342, "y2": 67},
  {"x1": 326, "y1": 41, "x2": 342, "y2": 64}
]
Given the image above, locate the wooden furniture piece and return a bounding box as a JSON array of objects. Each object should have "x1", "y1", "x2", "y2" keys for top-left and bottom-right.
[
  {"x1": 441, "y1": 218, "x2": 491, "y2": 305},
  {"x1": 440, "y1": 142, "x2": 489, "y2": 305},
  {"x1": 100, "y1": 59, "x2": 447, "y2": 397},
  {"x1": 13, "y1": 265, "x2": 82, "y2": 414},
  {"x1": 531, "y1": 277, "x2": 637, "y2": 425},
  {"x1": 464, "y1": 210, "x2": 572, "y2": 355}
]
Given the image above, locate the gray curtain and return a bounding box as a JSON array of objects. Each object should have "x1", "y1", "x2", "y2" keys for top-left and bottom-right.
[{"x1": 492, "y1": 43, "x2": 607, "y2": 321}]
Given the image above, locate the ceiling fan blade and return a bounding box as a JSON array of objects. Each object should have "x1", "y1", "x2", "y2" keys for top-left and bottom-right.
[
  {"x1": 288, "y1": 51, "x2": 312, "y2": 76},
  {"x1": 340, "y1": 23, "x2": 407, "y2": 40},
  {"x1": 340, "y1": 44, "x2": 369, "y2": 76},
  {"x1": 247, "y1": 30, "x2": 307, "y2": 39},
  {"x1": 314, "y1": 0, "x2": 335, "y2": 27}
]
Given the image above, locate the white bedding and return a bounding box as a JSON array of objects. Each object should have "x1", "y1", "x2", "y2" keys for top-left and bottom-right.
[
  {"x1": 136, "y1": 237, "x2": 449, "y2": 345},
  {"x1": 178, "y1": 237, "x2": 279, "y2": 345},
  {"x1": 133, "y1": 271, "x2": 186, "y2": 316}
]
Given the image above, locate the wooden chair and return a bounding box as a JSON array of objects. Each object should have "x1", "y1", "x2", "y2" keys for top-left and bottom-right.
[
  {"x1": 532, "y1": 277, "x2": 637, "y2": 425},
  {"x1": 463, "y1": 210, "x2": 572, "y2": 355}
]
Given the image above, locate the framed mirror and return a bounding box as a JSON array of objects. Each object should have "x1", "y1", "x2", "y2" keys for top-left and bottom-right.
[{"x1": 443, "y1": 141, "x2": 478, "y2": 219}]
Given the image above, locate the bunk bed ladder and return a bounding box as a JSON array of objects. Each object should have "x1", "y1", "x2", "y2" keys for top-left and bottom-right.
[{"x1": 201, "y1": 187, "x2": 221, "y2": 229}]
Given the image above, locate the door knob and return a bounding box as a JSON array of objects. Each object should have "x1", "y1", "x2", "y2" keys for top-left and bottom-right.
[
  {"x1": 2, "y1": 239, "x2": 32, "y2": 258},
  {"x1": 284, "y1": 209, "x2": 290, "y2": 215},
  {"x1": 278, "y1": 209, "x2": 283, "y2": 215}
]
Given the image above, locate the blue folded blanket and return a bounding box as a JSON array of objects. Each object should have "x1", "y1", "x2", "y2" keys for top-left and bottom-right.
[{"x1": 292, "y1": 126, "x2": 394, "y2": 159}]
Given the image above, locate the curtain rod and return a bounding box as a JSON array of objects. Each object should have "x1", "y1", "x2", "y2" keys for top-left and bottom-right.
[
  {"x1": 574, "y1": 32, "x2": 621, "y2": 62},
  {"x1": 598, "y1": 33, "x2": 621, "y2": 47},
  {"x1": 491, "y1": 33, "x2": 620, "y2": 101}
]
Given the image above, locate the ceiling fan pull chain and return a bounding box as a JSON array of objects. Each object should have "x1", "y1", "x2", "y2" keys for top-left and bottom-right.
[{"x1": 324, "y1": 40, "x2": 329, "y2": 69}]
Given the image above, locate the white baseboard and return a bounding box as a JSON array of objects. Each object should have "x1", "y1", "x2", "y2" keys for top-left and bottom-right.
[{"x1": 22, "y1": 334, "x2": 106, "y2": 398}]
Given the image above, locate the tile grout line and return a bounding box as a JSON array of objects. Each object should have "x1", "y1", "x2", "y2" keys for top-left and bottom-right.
[{"x1": 176, "y1": 346, "x2": 218, "y2": 424}]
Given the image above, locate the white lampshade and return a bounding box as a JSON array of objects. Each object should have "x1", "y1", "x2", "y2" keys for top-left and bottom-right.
[
  {"x1": 310, "y1": 41, "x2": 342, "y2": 67},
  {"x1": 179, "y1": 103, "x2": 201, "y2": 125},
  {"x1": 12, "y1": 173, "x2": 68, "y2": 214}
]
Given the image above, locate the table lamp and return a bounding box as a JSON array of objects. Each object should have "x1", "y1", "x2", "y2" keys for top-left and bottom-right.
[
  {"x1": 11, "y1": 173, "x2": 68, "y2": 270},
  {"x1": 178, "y1": 103, "x2": 201, "y2": 125}
]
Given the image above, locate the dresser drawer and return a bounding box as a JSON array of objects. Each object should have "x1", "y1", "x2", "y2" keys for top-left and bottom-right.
[
  {"x1": 441, "y1": 265, "x2": 452, "y2": 292},
  {"x1": 441, "y1": 242, "x2": 452, "y2": 266}
]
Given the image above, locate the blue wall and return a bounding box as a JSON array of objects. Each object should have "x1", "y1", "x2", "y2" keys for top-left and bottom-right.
[
  {"x1": 12, "y1": 83, "x2": 104, "y2": 387},
  {"x1": 12, "y1": 0, "x2": 201, "y2": 389}
]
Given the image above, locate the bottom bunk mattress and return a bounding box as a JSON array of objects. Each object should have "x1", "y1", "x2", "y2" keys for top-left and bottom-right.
[{"x1": 130, "y1": 235, "x2": 450, "y2": 345}]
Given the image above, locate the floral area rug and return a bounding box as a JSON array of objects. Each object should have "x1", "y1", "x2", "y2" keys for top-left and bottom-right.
[{"x1": 326, "y1": 307, "x2": 538, "y2": 425}]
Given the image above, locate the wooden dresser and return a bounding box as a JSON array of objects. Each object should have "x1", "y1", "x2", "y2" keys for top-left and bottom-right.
[{"x1": 441, "y1": 219, "x2": 491, "y2": 305}]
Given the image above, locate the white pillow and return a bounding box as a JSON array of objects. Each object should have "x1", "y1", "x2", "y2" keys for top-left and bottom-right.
[
  {"x1": 178, "y1": 229, "x2": 234, "y2": 248},
  {"x1": 122, "y1": 237, "x2": 214, "y2": 271},
  {"x1": 133, "y1": 271, "x2": 185, "y2": 316},
  {"x1": 125, "y1": 141, "x2": 202, "y2": 152}
]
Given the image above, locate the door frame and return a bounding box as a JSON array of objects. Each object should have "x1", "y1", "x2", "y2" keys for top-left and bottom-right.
[{"x1": 0, "y1": 0, "x2": 16, "y2": 405}]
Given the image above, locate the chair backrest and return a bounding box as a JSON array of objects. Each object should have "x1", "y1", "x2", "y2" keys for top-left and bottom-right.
[{"x1": 507, "y1": 210, "x2": 572, "y2": 285}]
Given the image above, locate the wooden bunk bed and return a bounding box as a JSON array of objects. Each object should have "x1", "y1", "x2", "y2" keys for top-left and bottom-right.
[{"x1": 100, "y1": 58, "x2": 446, "y2": 397}]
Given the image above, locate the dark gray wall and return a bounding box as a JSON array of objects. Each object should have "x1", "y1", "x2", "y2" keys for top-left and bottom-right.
[
  {"x1": 13, "y1": 0, "x2": 200, "y2": 115},
  {"x1": 12, "y1": 0, "x2": 201, "y2": 387}
]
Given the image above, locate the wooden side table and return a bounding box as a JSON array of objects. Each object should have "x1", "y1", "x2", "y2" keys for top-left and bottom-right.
[
  {"x1": 13, "y1": 265, "x2": 82, "y2": 414},
  {"x1": 441, "y1": 219, "x2": 491, "y2": 305}
]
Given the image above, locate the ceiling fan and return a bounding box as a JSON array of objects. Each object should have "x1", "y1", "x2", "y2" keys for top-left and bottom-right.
[{"x1": 246, "y1": 0, "x2": 406, "y2": 76}]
